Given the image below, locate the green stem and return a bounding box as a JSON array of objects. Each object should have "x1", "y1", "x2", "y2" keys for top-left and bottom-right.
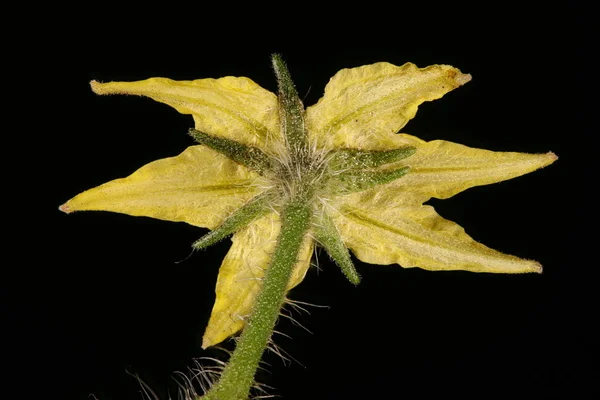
[{"x1": 201, "y1": 199, "x2": 312, "y2": 400}]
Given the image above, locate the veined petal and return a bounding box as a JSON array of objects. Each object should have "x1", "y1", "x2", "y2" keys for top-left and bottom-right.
[
  {"x1": 60, "y1": 146, "x2": 264, "y2": 229},
  {"x1": 333, "y1": 204, "x2": 542, "y2": 274},
  {"x1": 387, "y1": 135, "x2": 558, "y2": 202},
  {"x1": 306, "y1": 62, "x2": 471, "y2": 150},
  {"x1": 202, "y1": 213, "x2": 313, "y2": 348},
  {"x1": 91, "y1": 76, "x2": 280, "y2": 149}
]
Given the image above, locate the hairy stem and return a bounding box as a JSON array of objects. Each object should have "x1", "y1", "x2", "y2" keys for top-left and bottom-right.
[{"x1": 200, "y1": 199, "x2": 311, "y2": 400}]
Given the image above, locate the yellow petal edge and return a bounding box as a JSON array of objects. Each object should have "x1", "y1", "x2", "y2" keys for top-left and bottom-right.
[
  {"x1": 90, "y1": 76, "x2": 280, "y2": 150},
  {"x1": 60, "y1": 146, "x2": 263, "y2": 229},
  {"x1": 335, "y1": 204, "x2": 543, "y2": 274},
  {"x1": 306, "y1": 62, "x2": 471, "y2": 150},
  {"x1": 357, "y1": 134, "x2": 559, "y2": 204}
]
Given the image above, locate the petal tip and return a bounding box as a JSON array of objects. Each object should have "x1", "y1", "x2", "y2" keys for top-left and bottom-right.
[
  {"x1": 533, "y1": 262, "x2": 543, "y2": 274},
  {"x1": 59, "y1": 202, "x2": 72, "y2": 214},
  {"x1": 456, "y1": 73, "x2": 472, "y2": 86},
  {"x1": 90, "y1": 80, "x2": 112, "y2": 95},
  {"x1": 89, "y1": 80, "x2": 101, "y2": 94},
  {"x1": 546, "y1": 151, "x2": 559, "y2": 163},
  {"x1": 201, "y1": 335, "x2": 216, "y2": 350}
]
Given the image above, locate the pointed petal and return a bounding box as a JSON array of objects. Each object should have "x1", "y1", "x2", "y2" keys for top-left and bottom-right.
[
  {"x1": 91, "y1": 76, "x2": 280, "y2": 149},
  {"x1": 386, "y1": 136, "x2": 558, "y2": 202},
  {"x1": 306, "y1": 62, "x2": 471, "y2": 150},
  {"x1": 333, "y1": 204, "x2": 542, "y2": 274},
  {"x1": 202, "y1": 213, "x2": 313, "y2": 348},
  {"x1": 60, "y1": 146, "x2": 264, "y2": 229}
]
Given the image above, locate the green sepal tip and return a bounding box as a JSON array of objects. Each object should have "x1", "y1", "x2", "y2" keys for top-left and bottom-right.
[
  {"x1": 330, "y1": 146, "x2": 416, "y2": 170},
  {"x1": 189, "y1": 128, "x2": 272, "y2": 175},
  {"x1": 192, "y1": 191, "x2": 273, "y2": 250},
  {"x1": 313, "y1": 213, "x2": 360, "y2": 285},
  {"x1": 331, "y1": 166, "x2": 410, "y2": 194},
  {"x1": 271, "y1": 54, "x2": 307, "y2": 155}
]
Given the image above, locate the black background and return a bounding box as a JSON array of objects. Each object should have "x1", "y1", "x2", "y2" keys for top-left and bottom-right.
[{"x1": 7, "y1": 3, "x2": 595, "y2": 399}]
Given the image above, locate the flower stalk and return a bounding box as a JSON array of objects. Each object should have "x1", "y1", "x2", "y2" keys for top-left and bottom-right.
[{"x1": 201, "y1": 200, "x2": 311, "y2": 400}]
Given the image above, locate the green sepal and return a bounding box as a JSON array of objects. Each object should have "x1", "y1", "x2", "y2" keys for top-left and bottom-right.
[
  {"x1": 271, "y1": 54, "x2": 307, "y2": 155},
  {"x1": 331, "y1": 166, "x2": 410, "y2": 194},
  {"x1": 313, "y1": 213, "x2": 360, "y2": 285},
  {"x1": 192, "y1": 190, "x2": 273, "y2": 250},
  {"x1": 330, "y1": 146, "x2": 416, "y2": 170},
  {"x1": 189, "y1": 128, "x2": 272, "y2": 175}
]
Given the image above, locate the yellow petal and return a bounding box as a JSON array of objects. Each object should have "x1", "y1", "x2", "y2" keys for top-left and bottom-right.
[
  {"x1": 60, "y1": 146, "x2": 263, "y2": 229},
  {"x1": 333, "y1": 203, "x2": 542, "y2": 274},
  {"x1": 202, "y1": 213, "x2": 313, "y2": 348},
  {"x1": 306, "y1": 62, "x2": 471, "y2": 150},
  {"x1": 91, "y1": 76, "x2": 280, "y2": 149},
  {"x1": 386, "y1": 136, "x2": 558, "y2": 203}
]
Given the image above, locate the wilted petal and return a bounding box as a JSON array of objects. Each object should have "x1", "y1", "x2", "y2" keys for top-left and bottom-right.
[
  {"x1": 60, "y1": 146, "x2": 263, "y2": 229},
  {"x1": 306, "y1": 62, "x2": 471, "y2": 150},
  {"x1": 91, "y1": 76, "x2": 280, "y2": 149},
  {"x1": 333, "y1": 203, "x2": 542, "y2": 274},
  {"x1": 386, "y1": 135, "x2": 558, "y2": 203},
  {"x1": 202, "y1": 213, "x2": 313, "y2": 348}
]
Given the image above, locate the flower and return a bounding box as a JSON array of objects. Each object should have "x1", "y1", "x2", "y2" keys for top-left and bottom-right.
[{"x1": 60, "y1": 59, "x2": 557, "y2": 349}]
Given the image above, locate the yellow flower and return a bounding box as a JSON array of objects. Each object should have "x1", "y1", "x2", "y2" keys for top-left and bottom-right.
[{"x1": 60, "y1": 60, "x2": 556, "y2": 349}]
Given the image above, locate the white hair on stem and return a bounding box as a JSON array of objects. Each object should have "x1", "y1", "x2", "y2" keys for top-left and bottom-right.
[{"x1": 266, "y1": 335, "x2": 305, "y2": 369}]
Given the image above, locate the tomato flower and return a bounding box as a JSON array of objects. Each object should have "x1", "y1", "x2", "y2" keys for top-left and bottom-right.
[{"x1": 61, "y1": 55, "x2": 556, "y2": 399}]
